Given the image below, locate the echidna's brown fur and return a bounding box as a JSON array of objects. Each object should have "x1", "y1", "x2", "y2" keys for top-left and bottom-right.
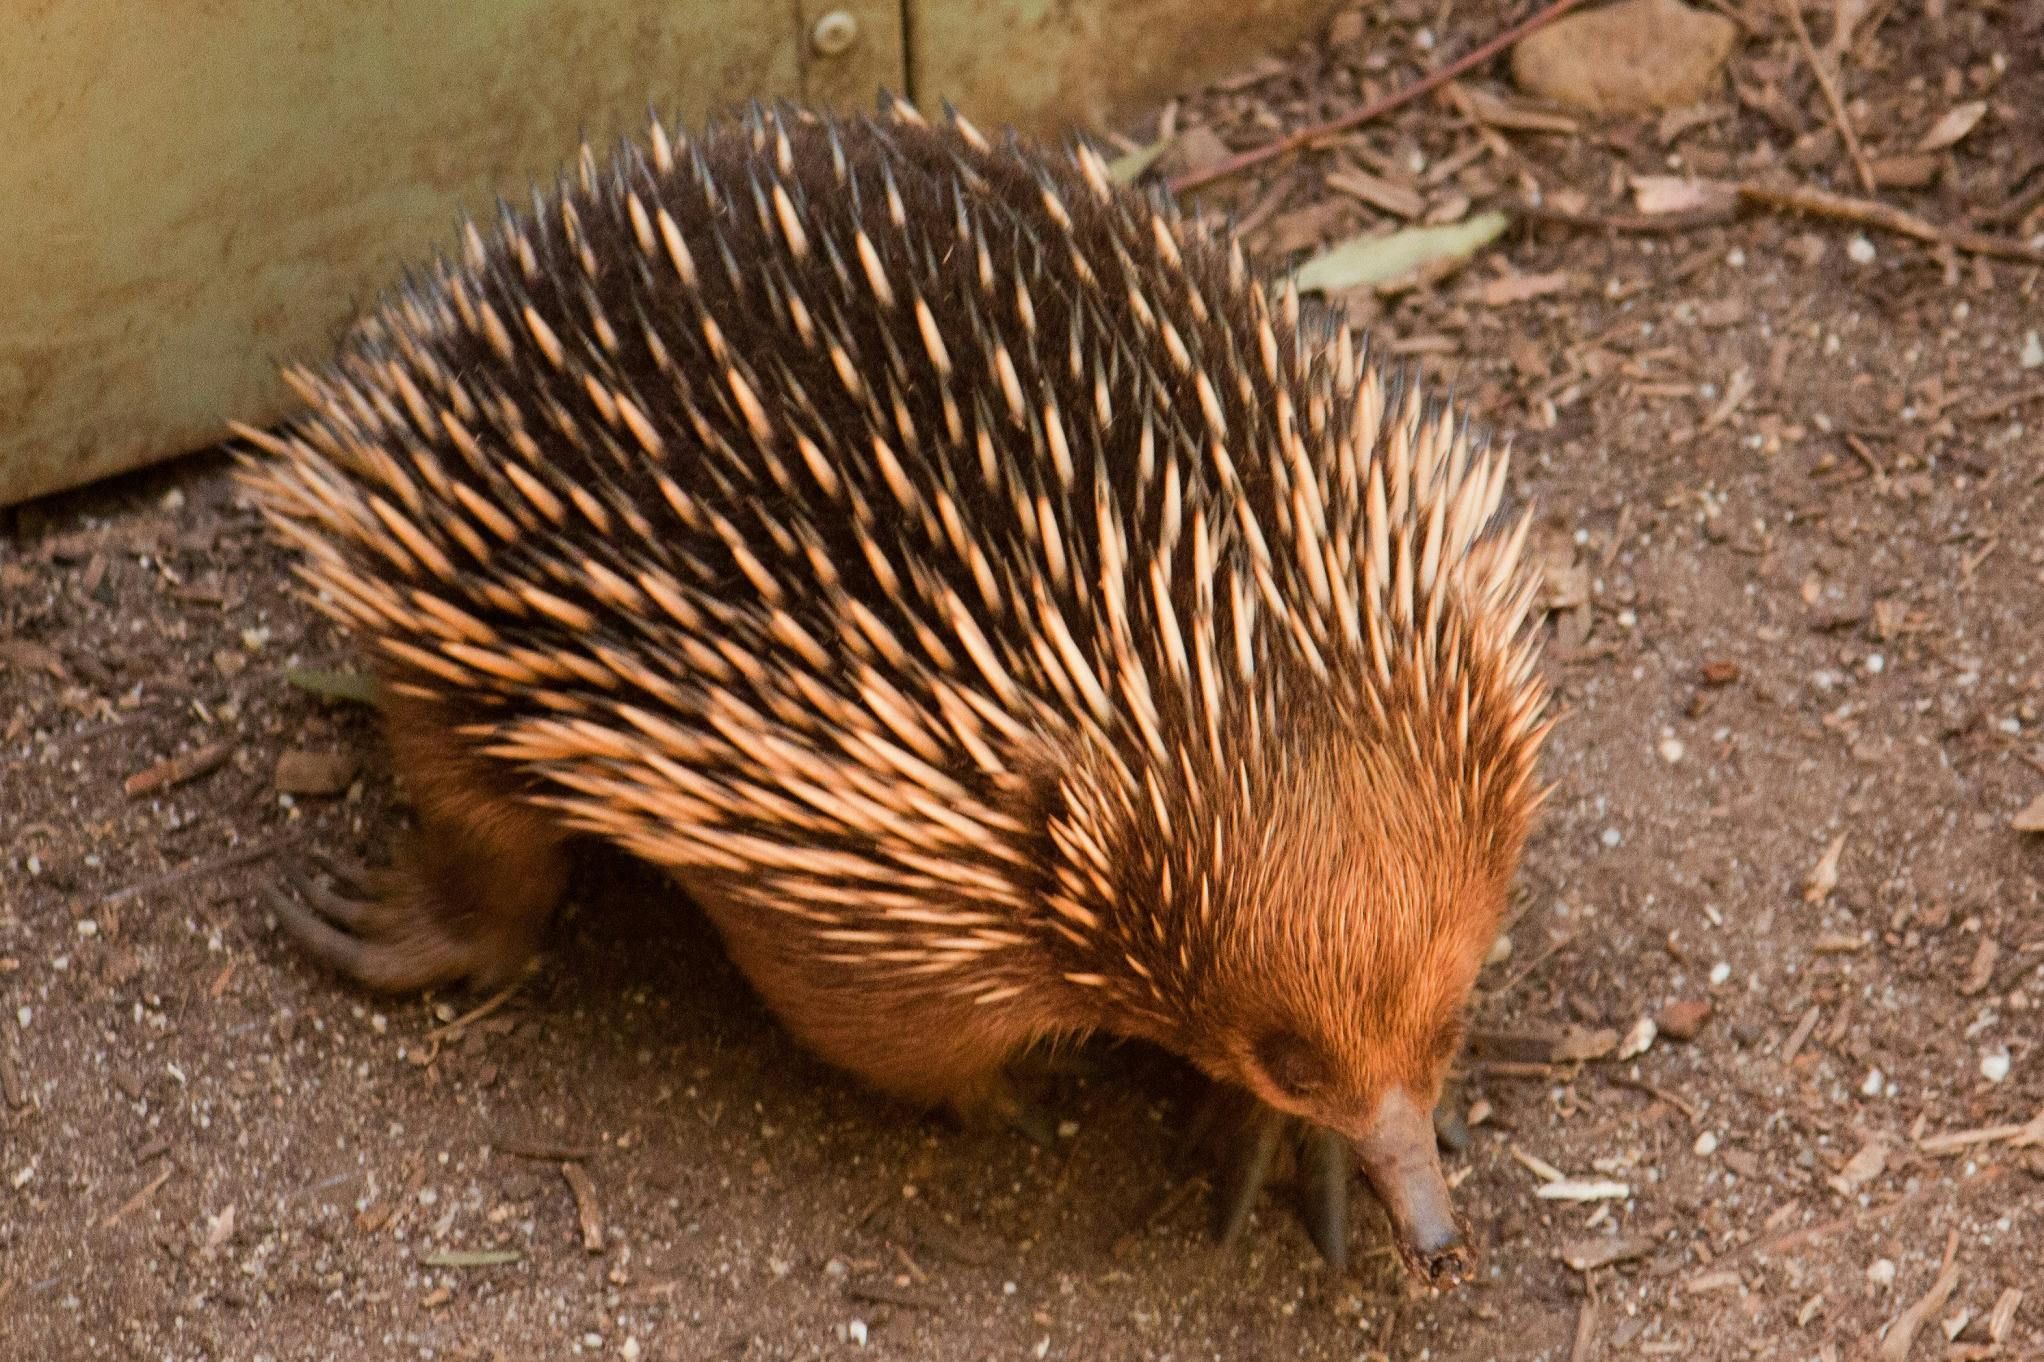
[{"x1": 239, "y1": 97, "x2": 1550, "y2": 1210}]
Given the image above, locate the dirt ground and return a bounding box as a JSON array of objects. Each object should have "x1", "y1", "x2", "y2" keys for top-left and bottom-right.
[{"x1": 5, "y1": 1, "x2": 2043, "y2": 1358}]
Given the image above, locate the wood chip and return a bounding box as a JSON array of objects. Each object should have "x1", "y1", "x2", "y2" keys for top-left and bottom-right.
[
  {"x1": 1827, "y1": 1139, "x2": 1888, "y2": 1196},
  {"x1": 0, "y1": 639, "x2": 67, "y2": 678},
  {"x1": 2011, "y1": 793, "x2": 2044, "y2": 832},
  {"x1": 1958, "y1": 937, "x2": 2000, "y2": 996},
  {"x1": 1559, "y1": 1234, "x2": 1656, "y2": 1271},
  {"x1": 1984, "y1": 1288, "x2": 2023, "y2": 1344},
  {"x1": 1477, "y1": 270, "x2": 1574, "y2": 307},
  {"x1": 1878, "y1": 1254, "x2": 1961, "y2": 1360},
  {"x1": 1539, "y1": 1178, "x2": 1632, "y2": 1202},
  {"x1": 1685, "y1": 1269, "x2": 1744, "y2": 1294},
  {"x1": 1325, "y1": 167, "x2": 1426, "y2": 219},
  {"x1": 1780, "y1": 1005, "x2": 1822, "y2": 1064},
  {"x1": 1654, "y1": 999, "x2": 1713, "y2": 1041},
  {"x1": 123, "y1": 740, "x2": 233, "y2": 797},
  {"x1": 1802, "y1": 834, "x2": 1846, "y2": 903},
  {"x1": 560, "y1": 1161, "x2": 605, "y2": 1254}
]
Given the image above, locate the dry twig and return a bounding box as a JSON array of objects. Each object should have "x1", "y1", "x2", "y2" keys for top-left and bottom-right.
[
  {"x1": 1779, "y1": 0, "x2": 1874, "y2": 192},
  {"x1": 1168, "y1": 0, "x2": 1590, "y2": 194}
]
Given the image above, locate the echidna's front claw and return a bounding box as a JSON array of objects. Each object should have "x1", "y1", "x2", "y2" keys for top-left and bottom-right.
[
  {"x1": 260, "y1": 855, "x2": 474, "y2": 993},
  {"x1": 1298, "y1": 1125, "x2": 1352, "y2": 1272},
  {"x1": 1212, "y1": 1098, "x2": 1285, "y2": 1247},
  {"x1": 262, "y1": 874, "x2": 375, "y2": 978},
  {"x1": 1182, "y1": 1080, "x2": 1463, "y2": 1275}
]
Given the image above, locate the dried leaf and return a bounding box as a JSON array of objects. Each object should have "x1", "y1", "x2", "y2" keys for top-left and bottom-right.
[
  {"x1": 1292, "y1": 213, "x2": 1509, "y2": 294},
  {"x1": 1827, "y1": 1138, "x2": 1888, "y2": 1195},
  {"x1": 1803, "y1": 834, "x2": 1846, "y2": 903},
  {"x1": 1916, "y1": 100, "x2": 1987, "y2": 153}
]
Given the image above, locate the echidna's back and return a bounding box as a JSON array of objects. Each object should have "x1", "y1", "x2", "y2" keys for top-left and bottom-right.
[{"x1": 252, "y1": 104, "x2": 1316, "y2": 752}]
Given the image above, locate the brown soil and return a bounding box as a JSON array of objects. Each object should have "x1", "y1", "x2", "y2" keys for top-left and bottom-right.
[{"x1": 4, "y1": 2, "x2": 2042, "y2": 1357}]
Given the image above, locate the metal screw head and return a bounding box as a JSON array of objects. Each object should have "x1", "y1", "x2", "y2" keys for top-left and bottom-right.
[{"x1": 811, "y1": 9, "x2": 860, "y2": 57}]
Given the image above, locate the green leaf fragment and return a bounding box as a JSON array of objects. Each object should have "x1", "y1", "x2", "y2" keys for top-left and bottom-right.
[
  {"x1": 417, "y1": 1248, "x2": 524, "y2": 1268},
  {"x1": 1292, "y1": 212, "x2": 1510, "y2": 294},
  {"x1": 284, "y1": 666, "x2": 381, "y2": 706},
  {"x1": 1108, "y1": 137, "x2": 1173, "y2": 185}
]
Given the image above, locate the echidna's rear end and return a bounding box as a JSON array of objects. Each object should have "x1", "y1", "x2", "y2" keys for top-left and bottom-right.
[{"x1": 240, "y1": 97, "x2": 1550, "y2": 1282}]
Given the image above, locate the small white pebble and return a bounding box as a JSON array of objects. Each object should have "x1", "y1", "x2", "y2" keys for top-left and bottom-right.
[
  {"x1": 1618, "y1": 1017, "x2": 1658, "y2": 1061},
  {"x1": 1980, "y1": 1048, "x2": 2011, "y2": 1084},
  {"x1": 1860, "y1": 1067, "x2": 1885, "y2": 1097},
  {"x1": 1657, "y1": 735, "x2": 1686, "y2": 764},
  {"x1": 1864, "y1": 653, "x2": 1885, "y2": 674},
  {"x1": 76, "y1": 919, "x2": 98, "y2": 938},
  {"x1": 1694, "y1": 1131, "x2": 1719, "y2": 1156},
  {"x1": 847, "y1": 1320, "x2": 868, "y2": 1347},
  {"x1": 370, "y1": 1013, "x2": 388, "y2": 1035},
  {"x1": 1035, "y1": 1338, "x2": 1051, "y2": 1360},
  {"x1": 582, "y1": 1334, "x2": 603, "y2": 1350},
  {"x1": 620, "y1": 1338, "x2": 642, "y2": 1362},
  {"x1": 2022, "y1": 330, "x2": 2044, "y2": 369},
  {"x1": 14, "y1": 1007, "x2": 29, "y2": 1029},
  {"x1": 1486, "y1": 934, "x2": 1514, "y2": 965},
  {"x1": 1726, "y1": 247, "x2": 1746, "y2": 268},
  {"x1": 1600, "y1": 827, "x2": 1623, "y2": 848},
  {"x1": 1003, "y1": 1281, "x2": 1018, "y2": 1296},
  {"x1": 1867, "y1": 1258, "x2": 1897, "y2": 1287},
  {"x1": 824, "y1": 1258, "x2": 849, "y2": 1280},
  {"x1": 1847, "y1": 235, "x2": 1876, "y2": 263},
  {"x1": 1709, "y1": 961, "x2": 1732, "y2": 986}
]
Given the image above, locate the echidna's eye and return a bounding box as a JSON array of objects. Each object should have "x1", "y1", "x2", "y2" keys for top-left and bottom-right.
[{"x1": 1252, "y1": 1029, "x2": 1332, "y2": 1099}]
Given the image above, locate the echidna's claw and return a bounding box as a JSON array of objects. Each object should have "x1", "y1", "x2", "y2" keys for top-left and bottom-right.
[
  {"x1": 262, "y1": 878, "x2": 373, "y2": 978},
  {"x1": 1213, "y1": 1099, "x2": 1285, "y2": 1247},
  {"x1": 1184, "y1": 1080, "x2": 1460, "y2": 1272},
  {"x1": 279, "y1": 859, "x2": 386, "y2": 932},
  {"x1": 1298, "y1": 1125, "x2": 1352, "y2": 1273}
]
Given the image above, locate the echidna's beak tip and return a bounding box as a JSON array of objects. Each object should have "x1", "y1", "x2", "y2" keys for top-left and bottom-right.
[{"x1": 1352, "y1": 1087, "x2": 1475, "y2": 1289}]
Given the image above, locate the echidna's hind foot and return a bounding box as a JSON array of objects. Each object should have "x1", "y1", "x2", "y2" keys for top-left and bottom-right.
[
  {"x1": 265, "y1": 812, "x2": 567, "y2": 994},
  {"x1": 945, "y1": 1067, "x2": 1061, "y2": 1149}
]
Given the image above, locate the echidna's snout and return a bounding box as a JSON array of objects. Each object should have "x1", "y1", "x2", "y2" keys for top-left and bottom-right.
[{"x1": 1352, "y1": 1087, "x2": 1473, "y2": 1288}]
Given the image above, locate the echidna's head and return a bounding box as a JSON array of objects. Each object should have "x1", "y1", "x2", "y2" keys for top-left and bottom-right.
[{"x1": 1049, "y1": 554, "x2": 1548, "y2": 1282}]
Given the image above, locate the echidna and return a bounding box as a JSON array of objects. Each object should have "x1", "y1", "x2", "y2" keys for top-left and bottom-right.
[{"x1": 237, "y1": 96, "x2": 1551, "y2": 1283}]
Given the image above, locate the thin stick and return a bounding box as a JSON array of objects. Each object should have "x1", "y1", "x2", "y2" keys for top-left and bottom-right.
[
  {"x1": 96, "y1": 833, "x2": 299, "y2": 908},
  {"x1": 1737, "y1": 180, "x2": 2044, "y2": 262},
  {"x1": 1780, "y1": 0, "x2": 1875, "y2": 193},
  {"x1": 1167, "y1": 0, "x2": 1591, "y2": 195}
]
